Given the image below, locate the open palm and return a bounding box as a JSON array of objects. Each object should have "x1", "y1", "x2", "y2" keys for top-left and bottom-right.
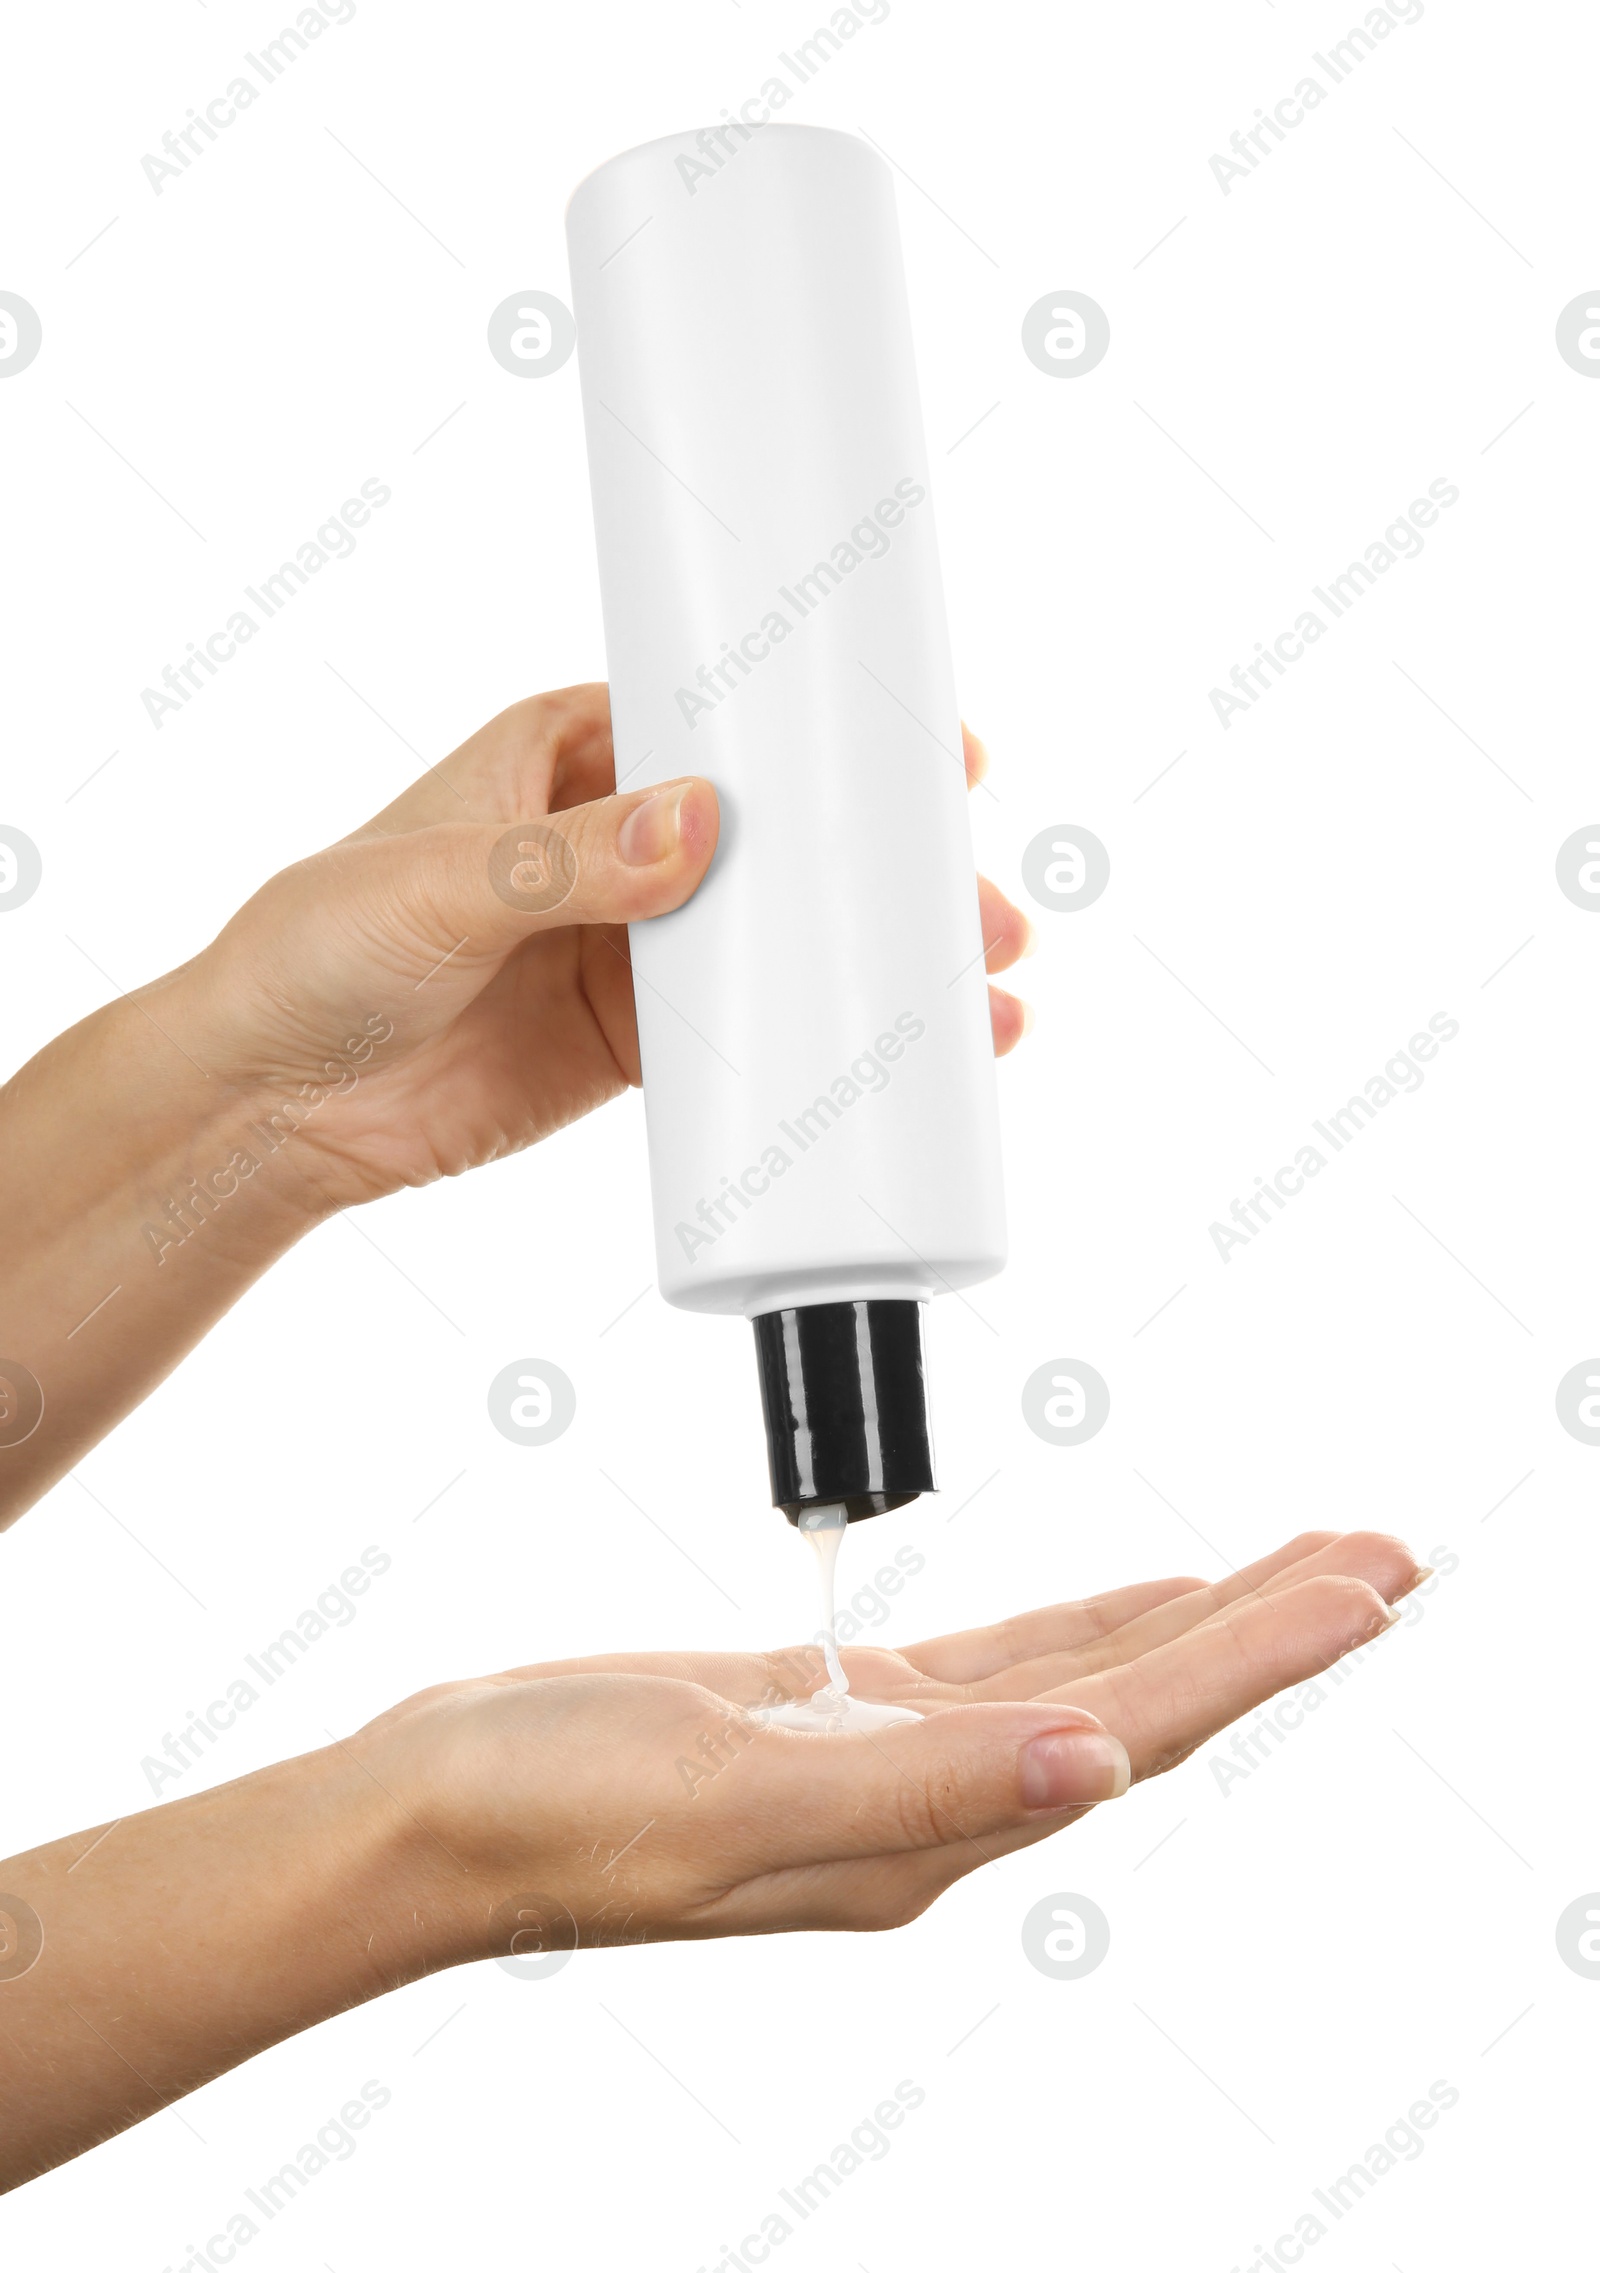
[{"x1": 358, "y1": 1527, "x2": 1419, "y2": 1953}]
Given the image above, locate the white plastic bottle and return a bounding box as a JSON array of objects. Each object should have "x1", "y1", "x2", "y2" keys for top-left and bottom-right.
[{"x1": 566, "y1": 124, "x2": 1005, "y2": 1522}]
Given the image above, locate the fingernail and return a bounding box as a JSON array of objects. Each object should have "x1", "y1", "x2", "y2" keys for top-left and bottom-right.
[
  {"x1": 1020, "y1": 1728, "x2": 1131, "y2": 1810},
  {"x1": 1018, "y1": 1001, "x2": 1036, "y2": 1037},
  {"x1": 1393, "y1": 1565, "x2": 1434, "y2": 1601},
  {"x1": 1020, "y1": 917, "x2": 1040, "y2": 960},
  {"x1": 618, "y1": 783, "x2": 689, "y2": 866}
]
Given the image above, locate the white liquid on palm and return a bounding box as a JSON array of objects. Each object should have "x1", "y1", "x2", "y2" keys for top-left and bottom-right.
[{"x1": 757, "y1": 1506, "x2": 922, "y2": 1733}]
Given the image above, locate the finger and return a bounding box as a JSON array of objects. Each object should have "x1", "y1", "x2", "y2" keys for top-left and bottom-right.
[
  {"x1": 353, "y1": 684, "x2": 617, "y2": 838},
  {"x1": 955, "y1": 1531, "x2": 1343, "y2": 1700},
  {"x1": 976, "y1": 1528, "x2": 1422, "y2": 1699},
  {"x1": 709, "y1": 1701, "x2": 1131, "y2": 1876},
  {"x1": 1120, "y1": 1526, "x2": 1420, "y2": 1648},
  {"x1": 898, "y1": 1577, "x2": 1211, "y2": 1684},
  {"x1": 961, "y1": 721, "x2": 988, "y2": 791},
  {"x1": 989, "y1": 983, "x2": 1030, "y2": 1056},
  {"x1": 1039, "y1": 1574, "x2": 1398, "y2": 1780},
  {"x1": 702, "y1": 1803, "x2": 1096, "y2": 1935},
  {"x1": 976, "y1": 875, "x2": 1034, "y2": 974},
  {"x1": 336, "y1": 780, "x2": 721, "y2": 988}
]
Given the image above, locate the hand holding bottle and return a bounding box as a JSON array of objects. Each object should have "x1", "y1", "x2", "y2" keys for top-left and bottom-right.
[{"x1": 0, "y1": 684, "x2": 1030, "y2": 1522}]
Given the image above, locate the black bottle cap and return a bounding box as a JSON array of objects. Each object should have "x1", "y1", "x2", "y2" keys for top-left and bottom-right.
[{"x1": 751, "y1": 1299, "x2": 934, "y2": 1523}]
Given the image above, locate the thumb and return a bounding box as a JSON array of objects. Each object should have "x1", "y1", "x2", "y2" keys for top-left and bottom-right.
[
  {"x1": 375, "y1": 778, "x2": 720, "y2": 967},
  {"x1": 720, "y1": 1701, "x2": 1133, "y2": 1874}
]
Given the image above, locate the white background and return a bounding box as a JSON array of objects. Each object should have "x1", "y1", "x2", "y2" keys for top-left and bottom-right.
[{"x1": 2, "y1": 1, "x2": 1596, "y2": 2266}]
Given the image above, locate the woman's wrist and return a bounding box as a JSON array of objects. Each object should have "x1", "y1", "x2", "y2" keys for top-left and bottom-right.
[
  {"x1": 318, "y1": 1726, "x2": 491, "y2": 1976},
  {"x1": 4, "y1": 979, "x2": 333, "y2": 1259},
  {"x1": 123, "y1": 958, "x2": 363, "y2": 1237},
  {"x1": 286, "y1": 1735, "x2": 474, "y2": 1981},
  {"x1": 164, "y1": 935, "x2": 416, "y2": 1222},
  {"x1": 0, "y1": 984, "x2": 333, "y2": 1521},
  {"x1": 335, "y1": 1707, "x2": 543, "y2": 1974}
]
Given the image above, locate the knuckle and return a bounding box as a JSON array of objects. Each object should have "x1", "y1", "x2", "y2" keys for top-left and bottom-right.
[
  {"x1": 852, "y1": 1881, "x2": 935, "y2": 1934},
  {"x1": 494, "y1": 692, "x2": 559, "y2": 747},
  {"x1": 1340, "y1": 1528, "x2": 1417, "y2": 1579},
  {"x1": 1314, "y1": 1572, "x2": 1390, "y2": 1637},
  {"x1": 1280, "y1": 1528, "x2": 1340, "y2": 1562},
  {"x1": 889, "y1": 1769, "x2": 953, "y2": 1854}
]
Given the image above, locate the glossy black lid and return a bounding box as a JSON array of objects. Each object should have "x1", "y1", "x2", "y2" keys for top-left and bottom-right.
[{"x1": 751, "y1": 1299, "x2": 934, "y2": 1522}]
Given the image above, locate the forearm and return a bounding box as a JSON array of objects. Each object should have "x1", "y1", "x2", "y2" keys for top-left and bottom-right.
[
  {"x1": 0, "y1": 978, "x2": 326, "y2": 1524},
  {"x1": 0, "y1": 1740, "x2": 461, "y2": 2189}
]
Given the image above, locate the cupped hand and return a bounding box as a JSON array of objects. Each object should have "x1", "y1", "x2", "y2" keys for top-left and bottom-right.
[
  {"x1": 177, "y1": 685, "x2": 1031, "y2": 1213},
  {"x1": 0, "y1": 1527, "x2": 1422, "y2": 2186},
  {"x1": 362, "y1": 1528, "x2": 1421, "y2": 1959}
]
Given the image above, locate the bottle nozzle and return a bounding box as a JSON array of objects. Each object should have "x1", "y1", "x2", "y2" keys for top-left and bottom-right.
[{"x1": 751, "y1": 1299, "x2": 935, "y2": 1523}]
